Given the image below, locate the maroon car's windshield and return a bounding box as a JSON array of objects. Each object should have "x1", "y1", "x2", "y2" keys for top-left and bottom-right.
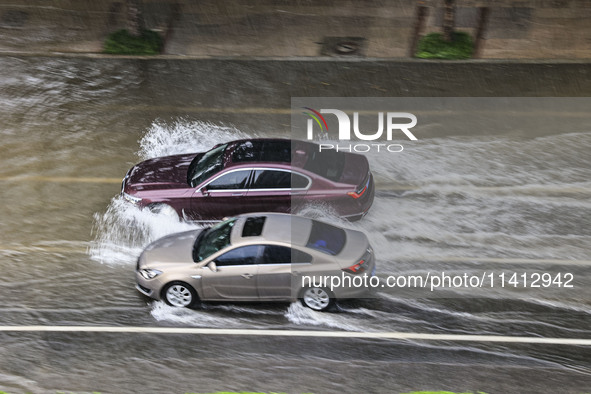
[{"x1": 188, "y1": 143, "x2": 228, "y2": 187}]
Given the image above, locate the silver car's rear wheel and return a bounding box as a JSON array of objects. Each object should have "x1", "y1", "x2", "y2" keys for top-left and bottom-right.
[
  {"x1": 300, "y1": 287, "x2": 335, "y2": 311},
  {"x1": 163, "y1": 282, "x2": 198, "y2": 308}
]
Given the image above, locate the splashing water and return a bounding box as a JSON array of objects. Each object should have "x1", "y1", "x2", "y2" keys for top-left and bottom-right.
[
  {"x1": 88, "y1": 196, "x2": 197, "y2": 265},
  {"x1": 284, "y1": 302, "x2": 377, "y2": 331},
  {"x1": 151, "y1": 302, "x2": 258, "y2": 328},
  {"x1": 138, "y1": 119, "x2": 251, "y2": 160},
  {"x1": 89, "y1": 119, "x2": 253, "y2": 265}
]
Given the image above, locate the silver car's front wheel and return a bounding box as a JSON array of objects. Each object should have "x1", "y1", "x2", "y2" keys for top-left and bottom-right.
[
  {"x1": 163, "y1": 282, "x2": 198, "y2": 308},
  {"x1": 300, "y1": 287, "x2": 335, "y2": 311}
]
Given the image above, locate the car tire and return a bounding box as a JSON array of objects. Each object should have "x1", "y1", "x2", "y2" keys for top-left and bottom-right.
[
  {"x1": 299, "y1": 287, "x2": 335, "y2": 312},
  {"x1": 149, "y1": 203, "x2": 180, "y2": 221},
  {"x1": 162, "y1": 281, "x2": 199, "y2": 308}
]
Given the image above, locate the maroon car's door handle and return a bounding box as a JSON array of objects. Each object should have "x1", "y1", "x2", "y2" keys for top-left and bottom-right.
[
  {"x1": 232, "y1": 193, "x2": 244, "y2": 196},
  {"x1": 290, "y1": 191, "x2": 305, "y2": 195},
  {"x1": 241, "y1": 273, "x2": 253, "y2": 279}
]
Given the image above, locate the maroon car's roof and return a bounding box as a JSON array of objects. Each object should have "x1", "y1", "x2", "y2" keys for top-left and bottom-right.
[
  {"x1": 217, "y1": 138, "x2": 369, "y2": 185},
  {"x1": 221, "y1": 138, "x2": 314, "y2": 169}
]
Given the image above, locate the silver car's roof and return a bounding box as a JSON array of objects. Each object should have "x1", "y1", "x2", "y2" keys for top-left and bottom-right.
[{"x1": 230, "y1": 212, "x2": 312, "y2": 247}]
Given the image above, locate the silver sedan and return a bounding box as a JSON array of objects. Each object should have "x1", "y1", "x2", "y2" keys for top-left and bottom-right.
[{"x1": 135, "y1": 212, "x2": 376, "y2": 311}]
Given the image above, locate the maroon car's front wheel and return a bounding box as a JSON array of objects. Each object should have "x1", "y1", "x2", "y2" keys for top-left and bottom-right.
[{"x1": 149, "y1": 203, "x2": 180, "y2": 221}]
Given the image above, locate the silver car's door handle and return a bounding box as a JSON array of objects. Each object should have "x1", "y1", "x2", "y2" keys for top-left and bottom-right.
[{"x1": 241, "y1": 273, "x2": 253, "y2": 279}]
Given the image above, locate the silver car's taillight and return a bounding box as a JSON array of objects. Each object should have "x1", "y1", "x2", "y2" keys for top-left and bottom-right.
[{"x1": 342, "y1": 248, "x2": 372, "y2": 275}]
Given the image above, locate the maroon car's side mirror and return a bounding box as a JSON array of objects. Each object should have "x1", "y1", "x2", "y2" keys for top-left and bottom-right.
[{"x1": 200, "y1": 187, "x2": 209, "y2": 196}]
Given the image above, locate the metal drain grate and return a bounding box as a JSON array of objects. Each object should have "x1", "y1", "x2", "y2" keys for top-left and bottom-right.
[{"x1": 320, "y1": 37, "x2": 366, "y2": 57}]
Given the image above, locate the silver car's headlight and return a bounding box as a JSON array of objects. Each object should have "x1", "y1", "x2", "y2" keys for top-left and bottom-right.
[
  {"x1": 122, "y1": 192, "x2": 142, "y2": 204},
  {"x1": 139, "y1": 268, "x2": 162, "y2": 280}
]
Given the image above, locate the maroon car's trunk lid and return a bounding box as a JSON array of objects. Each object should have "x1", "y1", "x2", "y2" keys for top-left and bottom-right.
[{"x1": 338, "y1": 152, "x2": 370, "y2": 186}]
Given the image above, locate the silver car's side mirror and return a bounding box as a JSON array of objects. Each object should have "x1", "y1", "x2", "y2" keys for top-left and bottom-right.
[{"x1": 208, "y1": 261, "x2": 217, "y2": 272}]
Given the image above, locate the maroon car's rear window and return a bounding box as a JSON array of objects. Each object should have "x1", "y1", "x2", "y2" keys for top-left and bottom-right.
[
  {"x1": 232, "y1": 140, "x2": 291, "y2": 163},
  {"x1": 306, "y1": 220, "x2": 346, "y2": 255},
  {"x1": 303, "y1": 149, "x2": 345, "y2": 182}
]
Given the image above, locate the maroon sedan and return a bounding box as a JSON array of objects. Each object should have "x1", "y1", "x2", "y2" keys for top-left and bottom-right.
[{"x1": 121, "y1": 139, "x2": 374, "y2": 221}]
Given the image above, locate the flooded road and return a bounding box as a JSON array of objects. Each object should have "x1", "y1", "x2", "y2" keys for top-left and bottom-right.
[{"x1": 1, "y1": 56, "x2": 590, "y2": 393}]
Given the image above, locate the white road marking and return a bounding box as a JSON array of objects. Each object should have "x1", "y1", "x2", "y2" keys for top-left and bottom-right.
[
  {"x1": 0, "y1": 176, "x2": 122, "y2": 183},
  {"x1": 0, "y1": 325, "x2": 590, "y2": 345},
  {"x1": 0, "y1": 245, "x2": 89, "y2": 254},
  {"x1": 399, "y1": 256, "x2": 591, "y2": 266},
  {"x1": 92, "y1": 106, "x2": 591, "y2": 118}
]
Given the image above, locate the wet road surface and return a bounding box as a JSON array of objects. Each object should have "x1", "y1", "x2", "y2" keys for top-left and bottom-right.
[{"x1": 0, "y1": 56, "x2": 590, "y2": 393}]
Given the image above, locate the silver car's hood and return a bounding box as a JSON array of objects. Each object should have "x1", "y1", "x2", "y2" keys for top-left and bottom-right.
[{"x1": 140, "y1": 229, "x2": 203, "y2": 267}]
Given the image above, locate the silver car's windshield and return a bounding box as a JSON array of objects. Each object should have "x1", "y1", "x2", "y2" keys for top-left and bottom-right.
[
  {"x1": 193, "y1": 218, "x2": 237, "y2": 262},
  {"x1": 188, "y1": 143, "x2": 228, "y2": 187}
]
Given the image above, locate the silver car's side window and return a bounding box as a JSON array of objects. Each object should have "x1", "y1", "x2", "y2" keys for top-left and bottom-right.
[
  {"x1": 261, "y1": 245, "x2": 313, "y2": 265},
  {"x1": 215, "y1": 245, "x2": 261, "y2": 267},
  {"x1": 262, "y1": 245, "x2": 291, "y2": 264},
  {"x1": 292, "y1": 249, "x2": 313, "y2": 264}
]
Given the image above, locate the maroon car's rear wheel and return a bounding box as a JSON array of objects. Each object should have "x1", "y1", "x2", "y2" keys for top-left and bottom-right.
[{"x1": 162, "y1": 281, "x2": 199, "y2": 308}]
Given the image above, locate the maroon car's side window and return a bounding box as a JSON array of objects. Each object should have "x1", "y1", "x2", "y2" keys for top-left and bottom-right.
[
  {"x1": 250, "y1": 170, "x2": 309, "y2": 190},
  {"x1": 207, "y1": 170, "x2": 251, "y2": 190},
  {"x1": 251, "y1": 170, "x2": 290, "y2": 189},
  {"x1": 291, "y1": 173, "x2": 310, "y2": 189}
]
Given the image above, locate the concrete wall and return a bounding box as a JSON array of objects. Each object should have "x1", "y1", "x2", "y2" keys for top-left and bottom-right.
[{"x1": 0, "y1": 0, "x2": 589, "y2": 58}]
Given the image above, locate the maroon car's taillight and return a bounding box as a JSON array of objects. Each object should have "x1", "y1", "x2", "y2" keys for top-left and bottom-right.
[
  {"x1": 348, "y1": 171, "x2": 371, "y2": 199},
  {"x1": 347, "y1": 185, "x2": 367, "y2": 199},
  {"x1": 343, "y1": 259, "x2": 368, "y2": 274}
]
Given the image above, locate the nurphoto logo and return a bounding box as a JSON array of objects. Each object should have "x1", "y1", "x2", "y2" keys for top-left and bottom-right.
[{"x1": 303, "y1": 107, "x2": 418, "y2": 153}]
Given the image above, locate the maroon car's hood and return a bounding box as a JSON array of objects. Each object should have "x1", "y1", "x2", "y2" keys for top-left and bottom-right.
[
  {"x1": 339, "y1": 152, "x2": 370, "y2": 186},
  {"x1": 126, "y1": 153, "x2": 199, "y2": 191}
]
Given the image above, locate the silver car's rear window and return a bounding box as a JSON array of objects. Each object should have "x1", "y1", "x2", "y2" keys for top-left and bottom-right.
[{"x1": 306, "y1": 220, "x2": 346, "y2": 255}]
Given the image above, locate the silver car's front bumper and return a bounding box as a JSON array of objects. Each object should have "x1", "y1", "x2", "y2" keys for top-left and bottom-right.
[
  {"x1": 135, "y1": 283, "x2": 154, "y2": 297},
  {"x1": 135, "y1": 270, "x2": 164, "y2": 300}
]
